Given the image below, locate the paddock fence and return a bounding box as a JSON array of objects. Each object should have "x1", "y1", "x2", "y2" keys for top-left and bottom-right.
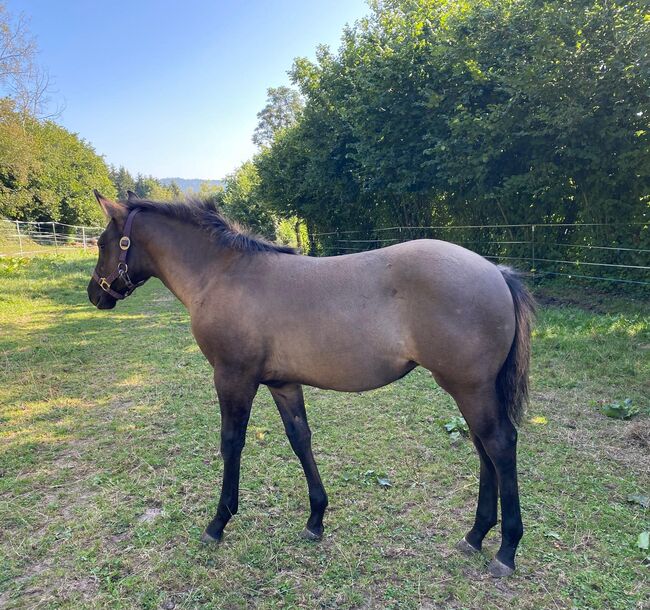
[
  {"x1": 1, "y1": 218, "x2": 648, "y2": 288},
  {"x1": 0, "y1": 218, "x2": 103, "y2": 257},
  {"x1": 310, "y1": 222, "x2": 650, "y2": 288}
]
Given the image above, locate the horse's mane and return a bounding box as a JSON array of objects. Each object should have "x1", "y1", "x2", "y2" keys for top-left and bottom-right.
[{"x1": 125, "y1": 197, "x2": 296, "y2": 255}]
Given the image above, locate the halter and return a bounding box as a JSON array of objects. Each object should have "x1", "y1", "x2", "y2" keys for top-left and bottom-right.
[{"x1": 92, "y1": 208, "x2": 144, "y2": 300}]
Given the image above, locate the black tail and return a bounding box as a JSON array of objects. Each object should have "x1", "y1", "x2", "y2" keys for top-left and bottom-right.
[{"x1": 497, "y1": 266, "x2": 536, "y2": 426}]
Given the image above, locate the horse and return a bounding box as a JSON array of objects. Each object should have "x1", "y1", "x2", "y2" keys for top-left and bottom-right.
[{"x1": 87, "y1": 191, "x2": 534, "y2": 578}]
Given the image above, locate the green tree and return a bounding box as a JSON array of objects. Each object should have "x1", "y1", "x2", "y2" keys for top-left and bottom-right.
[
  {"x1": 29, "y1": 121, "x2": 115, "y2": 224},
  {"x1": 0, "y1": 98, "x2": 35, "y2": 217},
  {"x1": 257, "y1": 0, "x2": 649, "y2": 253},
  {"x1": 222, "y1": 161, "x2": 277, "y2": 238},
  {"x1": 252, "y1": 86, "x2": 303, "y2": 148},
  {"x1": 109, "y1": 166, "x2": 136, "y2": 200},
  {"x1": 0, "y1": 102, "x2": 115, "y2": 224}
]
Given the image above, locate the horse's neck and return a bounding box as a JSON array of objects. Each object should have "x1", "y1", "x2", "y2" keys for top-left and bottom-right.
[{"x1": 139, "y1": 216, "x2": 229, "y2": 309}]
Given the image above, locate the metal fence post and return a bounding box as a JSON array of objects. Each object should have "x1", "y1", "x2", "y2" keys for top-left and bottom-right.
[
  {"x1": 531, "y1": 224, "x2": 536, "y2": 274},
  {"x1": 52, "y1": 222, "x2": 58, "y2": 250},
  {"x1": 15, "y1": 221, "x2": 23, "y2": 254},
  {"x1": 82, "y1": 227, "x2": 87, "y2": 250}
]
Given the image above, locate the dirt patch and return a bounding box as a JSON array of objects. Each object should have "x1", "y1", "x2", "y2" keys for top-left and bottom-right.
[
  {"x1": 138, "y1": 507, "x2": 164, "y2": 523},
  {"x1": 58, "y1": 576, "x2": 99, "y2": 604},
  {"x1": 532, "y1": 389, "x2": 650, "y2": 476},
  {"x1": 628, "y1": 419, "x2": 650, "y2": 449}
]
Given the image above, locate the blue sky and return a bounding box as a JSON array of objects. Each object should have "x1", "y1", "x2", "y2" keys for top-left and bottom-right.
[{"x1": 8, "y1": 0, "x2": 369, "y2": 179}]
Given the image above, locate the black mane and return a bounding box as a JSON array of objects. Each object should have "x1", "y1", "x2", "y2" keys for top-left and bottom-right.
[{"x1": 125, "y1": 197, "x2": 296, "y2": 255}]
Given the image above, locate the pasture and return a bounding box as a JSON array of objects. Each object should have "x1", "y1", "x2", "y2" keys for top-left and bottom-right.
[{"x1": 1, "y1": 251, "x2": 648, "y2": 609}]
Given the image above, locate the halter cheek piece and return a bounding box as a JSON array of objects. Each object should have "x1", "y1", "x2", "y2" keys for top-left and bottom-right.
[{"x1": 92, "y1": 208, "x2": 144, "y2": 300}]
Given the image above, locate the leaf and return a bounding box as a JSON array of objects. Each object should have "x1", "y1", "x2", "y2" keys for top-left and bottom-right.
[
  {"x1": 602, "y1": 399, "x2": 638, "y2": 420},
  {"x1": 637, "y1": 531, "x2": 649, "y2": 551},
  {"x1": 442, "y1": 416, "x2": 469, "y2": 437},
  {"x1": 530, "y1": 416, "x2": 548, "y2": 425},
  {"x1": 377, "y1": 477, "x2": 392, "y2": 488},
  {"x1": 626, "y1": 494, "x2": 650, "y2": 509},
  {"x1": 544, "y1": 531, "x2": 562, "y2": 540},
  {"x1": 253, "y1": 428, "x2": 268, "y2": 442}
]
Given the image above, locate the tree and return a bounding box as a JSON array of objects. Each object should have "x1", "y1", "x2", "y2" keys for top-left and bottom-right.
[
  {"x1": 0, "y1": 3, "x2": 52, "y2": 116},
  {"x1": 109, "y1": 166, "x2": 136, "y2": 200},
  {"x1": 0, "y1": 101, "x2": 116, "y2": 224},
  {"x1": 257, "y1": 0, "x2": 650, "y2": 249},
  {"x1": 222, "y1": 161, "x2": 277, "y2": 238},
  {"x1": 252, "y1": 86, "x2": 303, "y2": 148}
]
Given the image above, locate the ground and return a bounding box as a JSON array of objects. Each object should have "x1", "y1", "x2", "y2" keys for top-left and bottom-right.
[{"x1": 0, "y1": 251, "x2": 648, "y2": 609}]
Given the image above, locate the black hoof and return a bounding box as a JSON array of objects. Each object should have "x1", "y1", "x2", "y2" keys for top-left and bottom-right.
[
  {"x1": 456, "y1": 536, "x2": 481, "y2": 555},
  {"x1": 300, "y1": 527, "x2": 322, "y2": 541},
  {"x1": 488, "y1": 558, "x2": 515, "y2": 578},
  {"x1": 200, "y1": 530, "x2": 222, "y2": 544}
]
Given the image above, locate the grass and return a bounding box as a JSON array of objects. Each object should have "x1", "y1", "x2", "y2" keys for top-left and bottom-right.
[{"x1": 1, "y1": 251, "x2": 648, "y2": 609}]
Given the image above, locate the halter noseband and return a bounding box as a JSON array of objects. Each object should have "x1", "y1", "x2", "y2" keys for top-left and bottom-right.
[{"x1": 92, "y1": 208, "x2": 144, "y2": 300}]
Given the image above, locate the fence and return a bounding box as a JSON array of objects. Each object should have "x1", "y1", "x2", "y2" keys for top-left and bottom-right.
[
  {"x1": 2, "y1": 218, "x2": 648, "y2": 288},
  {"x1": 310, "y1": 222, "x2": 650, "y2": 288},
  {"x1": 0, "y1": 219, "x2": 104, "y2": 257}
]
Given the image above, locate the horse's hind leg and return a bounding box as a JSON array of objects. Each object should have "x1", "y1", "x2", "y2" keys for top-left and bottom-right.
[
  {"x1": 268, "y1": 383, "x2": 328, "y2": 540},
  {"x1": 452, "y1": 383, "x2": 523, "y2": 577},
  {"x1": 457, "y1": 433, "x2": 498, "y2": 554}
]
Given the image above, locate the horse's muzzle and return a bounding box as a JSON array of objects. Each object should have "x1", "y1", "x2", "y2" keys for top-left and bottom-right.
[{"x1": 87, "y1": 281, "x2": 117, "y2": 309}]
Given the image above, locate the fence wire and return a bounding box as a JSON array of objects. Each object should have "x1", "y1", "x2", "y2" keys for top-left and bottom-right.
[
  {"x1": 2, "y1": 218, "x2": 648, "y2": 288},
  {"x1": 0, "y1": 219, "x2": 103, "y2": 257},
  {"x1": 310, "y1": 223, "x2": 650, "y2": 288}
]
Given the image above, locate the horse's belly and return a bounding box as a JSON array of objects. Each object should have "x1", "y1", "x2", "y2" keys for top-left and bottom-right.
[
  {"x1": 285, "y1": 355, "x2": 416, "y2": 393},
  {"x1": 268, "y1": 320, "x2": 415, "y2": 392}
]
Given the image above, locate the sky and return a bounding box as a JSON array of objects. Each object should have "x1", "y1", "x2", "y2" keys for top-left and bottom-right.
[{"x1": 8, "y1": 0, "x2": 369, "y2": 180}]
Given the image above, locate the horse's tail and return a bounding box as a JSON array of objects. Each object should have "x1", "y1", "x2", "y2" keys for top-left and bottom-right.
[{"x1": 496, "y1": 266, "x2": 536, "y2": 426}]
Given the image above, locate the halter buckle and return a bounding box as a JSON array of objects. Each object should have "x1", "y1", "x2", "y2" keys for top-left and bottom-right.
[
  {"x1": 99, "y1": 278, "x2": 111, "y2": 291},
  {"x1": 119, "y1": 236, "x2": 131, "y2": 250}
]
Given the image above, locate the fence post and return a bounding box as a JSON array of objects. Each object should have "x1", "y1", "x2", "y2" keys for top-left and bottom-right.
[
  {"x1": 52, "y1": 222, "x2": 58, "y2": 250},
  {"x1": 15, "y1": 221, "x2": 23, "y2": 254},
  {"x1": 82, "y1": 227, "x2": 87, "y2": 250},
  {"x1": 531, "y1": 224, "x2": 536, "y2": 274}
]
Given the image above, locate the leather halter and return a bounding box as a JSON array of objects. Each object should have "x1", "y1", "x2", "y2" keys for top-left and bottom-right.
[{"x1": 92, "y1": 208, "x2": 144, "y2": 300}]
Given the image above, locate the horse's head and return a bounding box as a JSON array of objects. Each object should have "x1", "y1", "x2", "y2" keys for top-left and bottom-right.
[{"x1": 87, "y1": 191, "x2": 151, "y2": 309}]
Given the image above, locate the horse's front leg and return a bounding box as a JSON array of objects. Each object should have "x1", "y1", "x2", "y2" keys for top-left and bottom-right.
[
  {"x1": 268, "y1": 383, "x2": 328, "y2": 540},
  {"x1": 202, "y1": 374, "x2": 258, "y2": 543}
]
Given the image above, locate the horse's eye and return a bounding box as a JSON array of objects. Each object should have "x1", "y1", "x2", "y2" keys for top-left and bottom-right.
[{"x1": 99, "y1": 243, "x2": 105, "y2": 250}]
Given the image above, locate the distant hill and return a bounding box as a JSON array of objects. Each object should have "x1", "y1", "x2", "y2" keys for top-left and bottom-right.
[{"x1": 159, "y1": 178, "x2": 225, "y2": 193}]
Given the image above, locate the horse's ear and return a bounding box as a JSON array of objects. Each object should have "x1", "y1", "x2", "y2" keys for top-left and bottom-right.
[
  {"x1": 126, "y1": 190, "x2": 140, "y2": 202},
  {"x1": 94, "y1": 190, "x2": 128, "y2": 224}
]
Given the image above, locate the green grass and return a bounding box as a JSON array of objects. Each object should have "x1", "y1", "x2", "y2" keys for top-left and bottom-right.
[{"x1": 1, "y1": 251, "x2": 648, "y2": 609}]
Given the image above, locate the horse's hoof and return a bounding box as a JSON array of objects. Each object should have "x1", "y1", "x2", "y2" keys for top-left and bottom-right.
[
  {"x1": 488, "y1": 558, "x2": 515, "y2": 578},
  {"x1": 456, "y1": 537, "x2": 480, "y2": 555},
  {"x1": 200, "y1": 530, "x2": 222, "y2": 544},
  {"x1": 300, "y1": 527, "x2": 322, "y2": 541}
]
